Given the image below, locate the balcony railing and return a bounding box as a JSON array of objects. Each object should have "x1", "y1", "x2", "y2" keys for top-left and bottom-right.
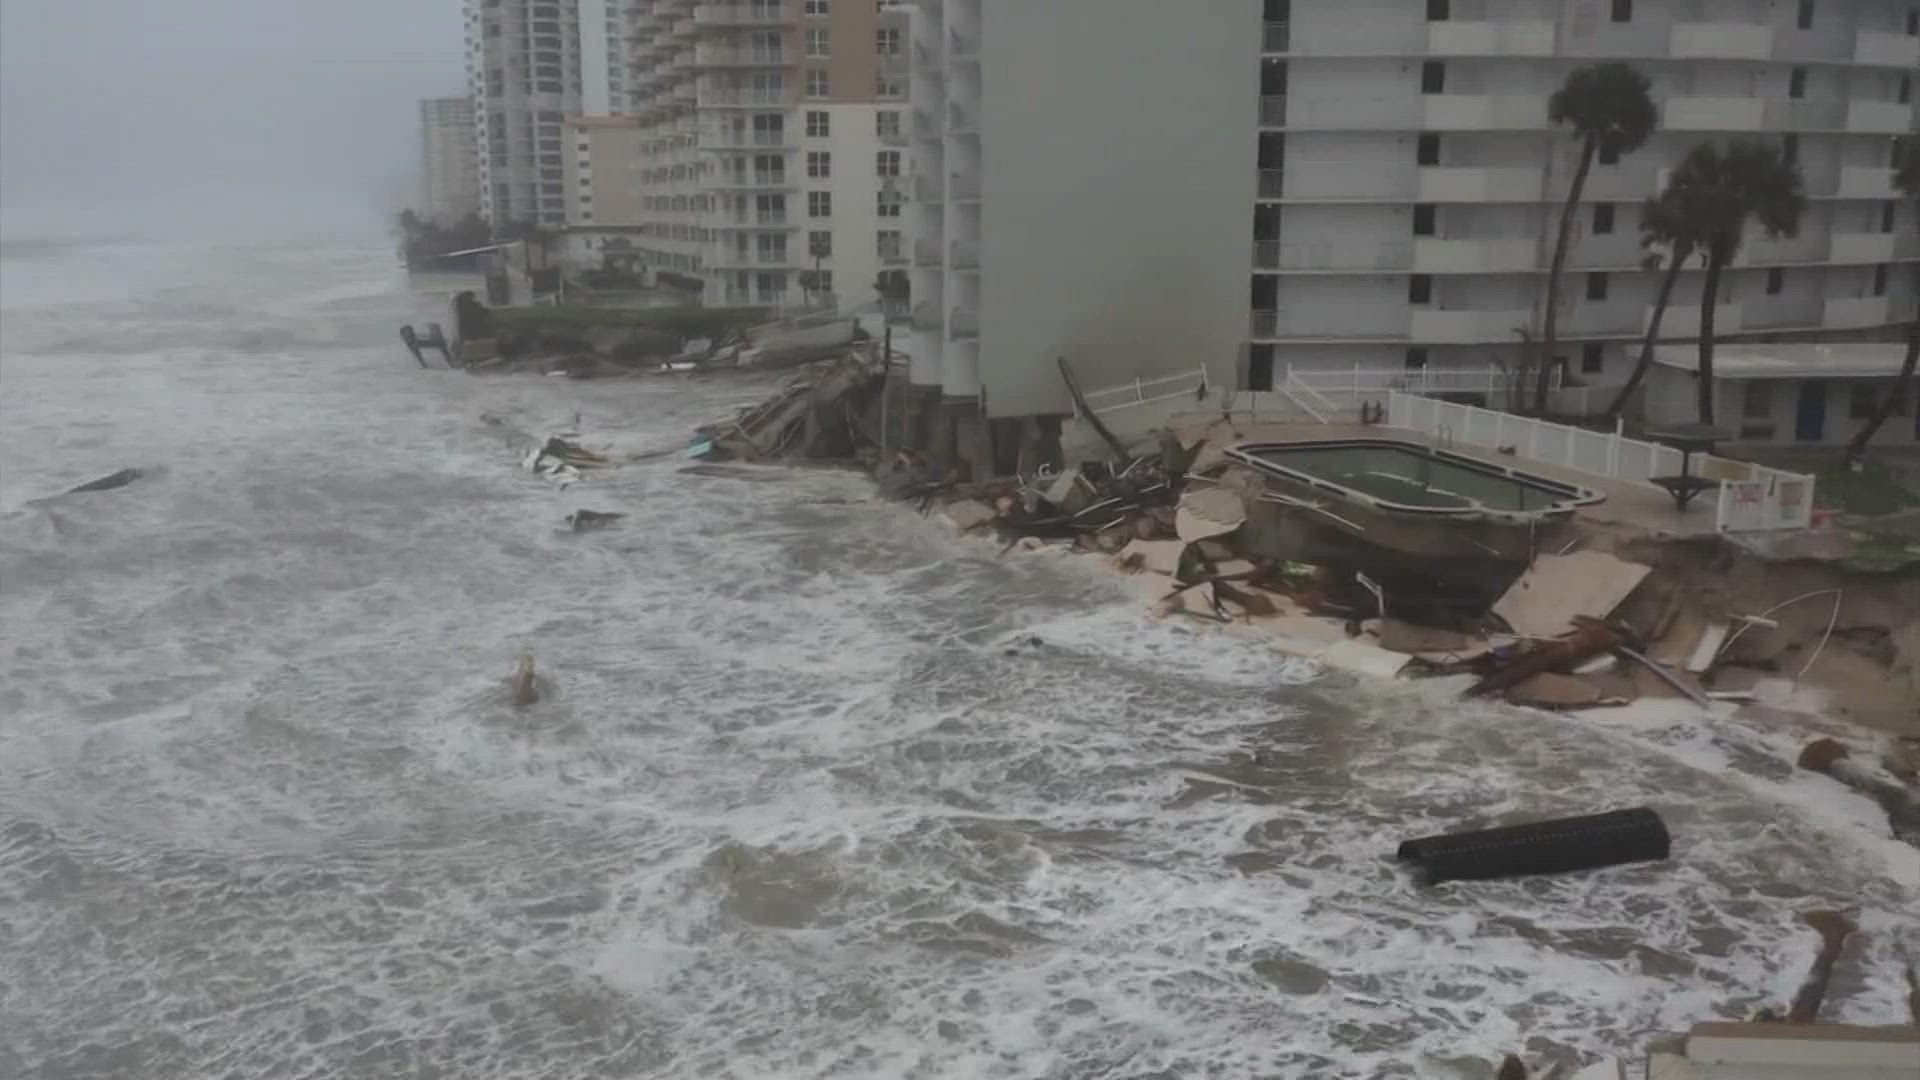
[
  {"x1": 1257, "y1": 169, "x2": 1285, "y2": 199},
  {"x1": 699, "y1": 87, "x2": 786, "y2": 107},
  {"x1": 1261, "y1": 20, "x2": 1289, "y2": 53},
  {"x1": 950, "y1": 242, "x2": 979, "y2": 270},
  {"x1": 693, "y1": 44, "x2": 788, "y2": 67},
  {"x1": 1846, "y1": 99, "x2": 1915, "y2": 134},
  {"x1": 915, "y1": 173, "x2": 944, "y2": 202},
  {"x1": 694, "y1": 2, "x2": 794, "y2": 27},
  {"x1": 949, "y1": 172, "x2": 981, "y2": 200},
  {"x1": 1824, "y1": 295, "x2": 1894, "y2": 329},
  {"x1": 947, "y1": 105, "x2": 976, "y2": 135},
  {"x1": 950, "y1": 306, "x2": 979, "y2": 337},
  {"x1": 912, "y1": 302, "x2": 944, "y2": 329},
  {"x1": 1855, "y1": 29, "x2": 1920, "y2": 67},
  {"x1": 1259, "y1": 95, "x2": 1286, "y2": 127},
  {"x1": 1830, "y1": 231, "x2": 1898, "y2": 263}
]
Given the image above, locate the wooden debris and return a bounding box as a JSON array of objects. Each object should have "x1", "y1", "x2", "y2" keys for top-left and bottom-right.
[
  {"x1": 511, "y1": 654, "x2": 539, "y2": 708},
  {"x1": 1468, "y1": 617, "x2": 1624, "y2": 698},
  {"x1": 1491, "y1": 552, "x2": 1651, "y2": 639},
  {"x1": 1786, "y1": 910, "x2": 1856, "y2": 1023}
]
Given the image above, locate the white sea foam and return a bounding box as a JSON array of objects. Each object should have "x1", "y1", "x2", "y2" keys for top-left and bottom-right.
[{"x1": 1, "y1": 234, "x2": 1916, "y2": 1080}]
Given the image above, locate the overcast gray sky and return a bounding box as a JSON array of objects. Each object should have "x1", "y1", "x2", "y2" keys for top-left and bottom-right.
[{"x1": 1, "y1": 0, "x2": 465, "y2": 226}]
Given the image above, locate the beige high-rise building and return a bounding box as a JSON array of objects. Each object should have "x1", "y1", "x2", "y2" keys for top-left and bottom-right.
[
  {"x1": 625, "y1": 0, "x2": 914, "y2": 308},
  {"x1": 560, "y1": 115, "x2": 649, "y2": 268},
  {"x1": 419, "y1": 98, "x2": 482, "y2": 226}
]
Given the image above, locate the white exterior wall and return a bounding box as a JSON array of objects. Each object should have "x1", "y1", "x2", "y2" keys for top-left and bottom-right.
[
  {"x1": 804, "y1": 102, "x2": 911, "y2": 313},
  {"x1": 1251, "y1": 0, "x2": 1920, "y2": 383},
  {"x1": 910, "y1": 0, "x2": 1262, "y2": 414}
]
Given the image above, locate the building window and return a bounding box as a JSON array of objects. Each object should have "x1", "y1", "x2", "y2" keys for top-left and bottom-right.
[
  {"x1": 1426, "y1": 0, "x2": 1449, "y2": 19},
  {"x1": 1409, "y1": 274, "x2": 1433, "y2": 304},
  {"x1": 1901, "y1": 75, "x2": 1913, "y2": 105},
  {"x1": 876, "y1": 110, "x2": 902, "y2": 139},
  {"x1": 1797, "y1": 0, "x2": 1814, "y2": 29},
  {"x1": 806, "y1": 27, "x2": 829, "y2": 57},
  {"x1": 1789, "y1": 67, "x2": 1807, "y2": 98},
  {"x1": 1611, "y1": 0, "x2": 1631, "y2": 22},
  {"x1": 1405, "y1": 346, "x2": 1429, "y2": 370},
  {"x1": 876, "y1": 28, "x2": 902, "y2": 55},
  {"x1": 1850, "y1": 385, "x2": 1879, "y2": 420},
  {"x1": 1743, "y1": 382, "x2": 1773, "y2": 425},
  {"x1": 809, "y1": 270, "x2": 833, "y2": 295},
  {"x1": 877, "y1": 230, "x2": 902, "y2": 259},
  {"x1": 876, "y1": 150, "x2": 901, "y2": 177},
  {"x1": 1782, "y1": 134, "x2": 1798, "y2": 165},
  {"x1": 1412, "y1": 204, "x2": 1436, "y2": 236},
  {"x1": 806, "y1": 69, "x2": 829, "y2": 98},
  {"x1": 806, "y1": 110, "x2": 829, "y2": 137},
  {"x1": 804, "y1": 0, "x2": 828, "y2": 14},
  {"x1": 1766, "y1": 267, "x2": 1784, "y2": 295},
  {"x1": 1593, "y1": 203, "x2": 1615, "y2": 235},
  {"x1": 877, "y1": 74, "x2": 905, "y2": 98},
  {"x1": 809, "y1": 191, "x2": 832, "y2": 217},
  {"x1": 1417, "y1": 133, "x2": 1440, "y2": 165},
  {"x1": 1883, "y1": 202, "x2": 1898, "y2": 232},
  {"x1": 1420, "y1": 61, "x2": 1446, "y2": 94},
  {"x1": 877, "y1": 191, "x2": 902, "y2": 217},
  {"x1": 807, "y1": 150, "x2": 831, "y2": 178},
  {"x1": 1873, "y1": 263, "x2": 1889, "y2": 295},
  {"x1": 1586, "y1": 271, "x2": 1608, "y2": 300},
  {"x1": 808, "y1": 230, "x2": 832, "y2": 258},
  {"x1": 1581, "y1": 343, "x2": 1605, "y2": 374}
]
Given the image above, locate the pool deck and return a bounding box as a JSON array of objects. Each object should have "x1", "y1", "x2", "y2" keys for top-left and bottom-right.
[{"x1": 1173, "y1": 416, "x2": 1726, "y2": 541}]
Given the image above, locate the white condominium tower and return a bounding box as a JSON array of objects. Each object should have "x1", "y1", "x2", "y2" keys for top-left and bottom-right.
[
  {"x1": 626, "y1": 0, "x2": 915, "y2": 307},
  {"x1": 910, "y1": 0, "x2": 1918, "y2": 422},
  {"x1": 464, "y1": 0, "x2": 638, "y2": 228},
  {"x1": 419, "y1": 98, "x2": 482, "y2": 225}
]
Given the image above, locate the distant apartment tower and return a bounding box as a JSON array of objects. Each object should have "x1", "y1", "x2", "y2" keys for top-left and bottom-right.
[
  {"x1": 909, "y1": 0, "x2": 1260, "y2": 419},
  {"x1": 463, "y1": 0, "x2": 638, "y2": 228},
  {"x1": 909, "y1": 0, "x2": 1919, "y2": 425},
  {"x1": 560, "y1": 115, "x2": 648, "y2": 267},
  {"x1": 625, "y1": 0, "x2": 914, "y2": 307},
  {"x1": 420, "y1": 98, "x2": 482, "y2": 225},
  {"x1": 1249, "y1": 0, "x2": 1919, "y2": 389}
]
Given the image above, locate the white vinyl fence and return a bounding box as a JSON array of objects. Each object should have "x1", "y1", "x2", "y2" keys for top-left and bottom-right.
[{"x1": 1387, "y1": 391, "x2": 1815, "y2": 533}]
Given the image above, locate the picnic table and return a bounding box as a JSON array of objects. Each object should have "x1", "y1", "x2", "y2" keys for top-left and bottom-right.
[{"x1": 1644, "y1": 424, "x2": 1725, "y2": 513}]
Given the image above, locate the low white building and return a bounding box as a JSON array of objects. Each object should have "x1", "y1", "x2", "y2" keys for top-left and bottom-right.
[{"x1": 1636, "y1": 342, "x2": 1918, "y2": 446}]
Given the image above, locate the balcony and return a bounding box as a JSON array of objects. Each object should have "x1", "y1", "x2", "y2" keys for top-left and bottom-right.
[
  {"x1": 1650, "y1": 303, "x2": 1741, "y2": 337},
  {"x1": 1765, "y1": 99, "x2": 1845, "y2": 131},
  {"x1": 1670, "y1": 22, "x2": 1773, "y2": 60},
  {"x1": 674, "y1": 16, "x2": 699, "y2": 39},
  {"x1": 1824, "y1": 295, "x2": 1895, "y2": 329},
  {"x1": 1831, "y1": 231, "x2": 1898, "y2": 263},
  {"x1": 711, "y1": 170, "x2": 791, "y2": 191},
  {"x1": 1846, "y1": 99, "x2": 1915, "y2": 134},
  {"x1": 914, "y1": 173, "x2": 944, "y2": 202},
  {"x1": 1835, "y1": 166, "x2": 1897, "y2": 200},
  {"x1": 692, "y1": 44, "x2": 788, "y2": 67},
  {"x1": 1426, "y1": 20, "x2": 1554, "y2": 57},
  {"x1": 1289, "y1": 95, "x2": 1418, "y2": 130},
  {"x1": 1254, "y1": 238, "x2": 1410, "y2": 271},
  {"x1": 698, "y1": 129, "x2": 793, "y2": 151},
  {"x1": 1662, "y1": 96, "x2": 1765, "y2": 132},
  {"x1": 1413, "y1": 237, "x2": 1537, "y2": 273},
  {"x1": 949, "y1": 171, "x2": 980, "y2": 201},
  {"x1": 947, "y1": 105, "x2": 977, "y2": 136},
  {"x1": 1261, "y1": 20, "x2": 1288, "y2": 53},
  {"x1": 879, "y1": 247, "x2": 908, "y2": 267},
  {"x1": 1257, "y1": 169, "x2": 1285, "y2": 199},
  {"x1": 1423, "y1": 95, "x2": 1543, "y2": 130},
  {"x1": 950, "y1": 306, "x2": 979, "y2": 337},
  {"x1": 1259, "y1": 95, "x2": 1286, "y2": 127},
  {"x1": 698, "y1": 87, "x2": 786, "y2": 108},
  {"x1": 1254, "y1": 303, "x2": 1410, "y2": 340},
  {"x1": 1855, "y1": 29, "x2": 1920, "y2": 67},
  {"x1": 913, "y1": 108, "x2": 941, "y2": 140},
  {"x1": 912, "y1": 302, "x2": 944, "y2": 330},
  {"x1": 1417, "y1": 166, "x2": 1544, "y2": 202},
  {"x1": 950, "y1": 242, "x2": 979, "y2": 270},
  {"x1": 914, "y1": 238, "x2": 943, "y2": 267},
  {"x1": 1410, "y1": 308, "x2": 1534, "y2": 344},
  {"x1": 879, "y1": 126, "x2": 909, "y2": 148},
  {"x1": 693, "y1": 2, "x2": 793, "y2": 27},
  {"x1": 949, "y1": 33, "x2": 978, "y2": 62}
]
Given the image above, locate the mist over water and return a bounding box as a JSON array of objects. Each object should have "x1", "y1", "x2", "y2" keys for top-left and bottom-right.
[{"x1": 2, "y1": 229, "x2": 1917, "y2": 1079}]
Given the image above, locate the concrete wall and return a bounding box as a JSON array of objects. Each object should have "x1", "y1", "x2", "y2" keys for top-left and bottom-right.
[
  {"x1": 976, "y1": 0, "x2": 1261, "y2": 417},
  {"x1": 1642, "y1": 367, "x2": 1920, "y2": 447}
]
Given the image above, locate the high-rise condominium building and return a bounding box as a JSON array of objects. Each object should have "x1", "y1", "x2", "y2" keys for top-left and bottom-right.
[
  {"x1": 560, "y1": 115, "x2": 648, "y2": 267},
  {"x1": 912, "y1": 0, "x2": 1919, "y2": 422},
  {"x1": 626, "y1": 0, "x2": 915, "y2": 307},
  {"x1": 419, "y1": 98, "x2": 482, "y2": 225},
  {"x1": 464, "y1": 0, "x2": 638, "y2": 227}
]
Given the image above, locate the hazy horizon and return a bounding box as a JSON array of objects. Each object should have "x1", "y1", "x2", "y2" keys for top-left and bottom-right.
[{"x1": 0, "y1": 0, "x2": 466, "y2": 231}]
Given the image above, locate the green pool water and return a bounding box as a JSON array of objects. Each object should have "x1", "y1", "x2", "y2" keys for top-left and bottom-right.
[{"x1": 1243, "y1": 443, "x2": 1573, "y2": 513}]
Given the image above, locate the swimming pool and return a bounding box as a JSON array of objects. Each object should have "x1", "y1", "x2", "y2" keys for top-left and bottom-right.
[{"x1": 1226, "y1": 438, "x2": 1604, "y2": 525}]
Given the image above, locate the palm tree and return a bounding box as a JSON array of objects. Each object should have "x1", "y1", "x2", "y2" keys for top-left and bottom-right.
[
  {"x1": 1538, "y1": 62, "x2": 1658, "y2": 412},
  {"x1": 1605, "y1": 189, "x2": 1701, "y2": 419},
  {"x1": 1845, "y1": 137, "x2": 1920, "y2": 464},
  {"x1": 1681, "y1": 140, "x2": 1807, "y2": 426}
]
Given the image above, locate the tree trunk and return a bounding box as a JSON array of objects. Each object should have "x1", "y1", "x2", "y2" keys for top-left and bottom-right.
[
  {"x1": 1537, "y1": 139, "x2": 1597, "y2": 414},
  {"x1": 1696, "y1": 251, "x2": 1726, "y2": 426},
  {"x1": 1846, "y1": 295, "x2": 1920, "y2": 464},
  {"x1": 1607, "y1": 245, "x2": 1688, "y2": 420}
]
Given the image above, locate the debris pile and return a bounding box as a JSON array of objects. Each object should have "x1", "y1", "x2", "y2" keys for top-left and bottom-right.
[{"x1": 692, "y1": 349, "x2": 895, "y2": 463}]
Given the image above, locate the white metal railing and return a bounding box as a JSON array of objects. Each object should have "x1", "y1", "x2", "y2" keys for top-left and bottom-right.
[
  {"x1": 1280, "y1": 373, "x2": 1336, "y2": 423},
  {"x1": 1386, "y1": 391, "x2": 1815, "y2": 532},
  {"x1": 1287, "y1": 363, "x2": 1557, "y2": 400},
  {"x1": 1079, "y1": 366, "x2": 1211, "y2": 420}
]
